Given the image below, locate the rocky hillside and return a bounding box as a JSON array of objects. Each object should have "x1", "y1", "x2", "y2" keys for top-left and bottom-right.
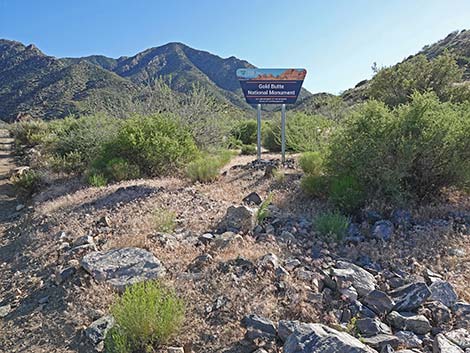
[{"x1": 0, "y1": 155, "x2": 469, "y2": 353}]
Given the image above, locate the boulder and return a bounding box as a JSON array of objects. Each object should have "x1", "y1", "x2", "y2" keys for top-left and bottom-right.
[
  {"x1": 241, "y1": 314, "x2": 277, "y2": 337},
  {"x1": 453, "y1": 302, "x2": 470, "y2": 329},
  {"x1": 395, "y1": 331, "x2": 422, "y2": 349},
  {"x1": 427, "y1": 301, "x2": 452, "y2": 325},
  {"x1": 283, "y1": 323, "x2": 378, "y2": 353},
  {"x1": 387, "y1": 311, "x2": 431, "y2": 335},
  {"x1": 433, "y1": 333, "x2": 464, "y2": 353},
  {"x1": 429, "y1": 280, "x2": 458, "y2": 308},
  {"x1": 81, "y1": 247, "x2": 166, "y2": 292},
  {"x1": 446, "y1": 329, "x2": 470, "y2": 350},
  {"x1": 362, "y1": 334, "x2": 400, "y2": 351},
  {"x1": 362, "y1": 290, "x2": 395, "y2": 315},
  {"x1": 85, "y1": 315, "x2": 115, "y2": 345},
  {"x1": 278, "y1": 320, "x2": 315, "y2": 342},
  {"x1": 356, "y1": 318, "x2": 392, "y2": 337},
  {"x1": 389, "y1": 282, "x2": 431, "y2": 311},
  {"x1": 331, "y1": 261, "x2": 377, "y2": 297},
  {"x1": 218, "y1": 205, "x2": 256, "y2": 233}
]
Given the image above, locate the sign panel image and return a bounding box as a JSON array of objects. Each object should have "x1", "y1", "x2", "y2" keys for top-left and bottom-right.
[{"x1": 236, "y1": 68, "x2": 307, "y2": 105}]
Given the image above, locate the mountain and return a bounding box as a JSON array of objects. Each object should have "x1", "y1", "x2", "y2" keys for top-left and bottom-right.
[{"x1": 0, "y1": 39, "x2": 139, "y2": 121}]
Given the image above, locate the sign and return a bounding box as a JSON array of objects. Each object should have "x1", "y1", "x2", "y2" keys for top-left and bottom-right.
[{"x1": 236, "y1": 68, "x2": 307, "y2": 105}]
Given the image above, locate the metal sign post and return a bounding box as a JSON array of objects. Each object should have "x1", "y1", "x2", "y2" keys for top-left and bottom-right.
[
  {"x1": 257, "y1": 104, "x2": 262, "y2": 161},
  {"x1": 281, "y1": 103, "x2": 286, "y2": 163},
  {"x1": 236, "y1": 68, "x2": 307, "y2": 164}
]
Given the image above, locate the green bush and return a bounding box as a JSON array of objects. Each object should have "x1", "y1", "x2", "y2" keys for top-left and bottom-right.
[
  {"x1": 327, "y1": 92, "x2": 470, "y2": 203},
  {"x1": 299, "y1": 151, "x2": 323, "y2": 176},
  {"x1": 231, "y1": 120, "x2": 258, "y2": 145},
  {"x1": 96, "y1": 114, "x2": 198, "y2": 178},
  {"x1": 153, "y1": 208, "x2": 176, "y2": 233},
  {"x1": 240, "y1": 144, "x2": 257, "y2": 155},
  {"x1": 105, "y1": 158, "x2": 141, "y2": 182},
  {"x1": 186, "y1": 149, "x2": 235, "y2": 182},
  {"x1": 87, "y1": 173, "x2": 108, "y2": 187},
  {"x1": 315, "y1": 211, "x2": 350, "y2": 242},
  {"x1": 263, "y1": 113, "x2": 335, "y2": 152},
  {"x1": 368, "y1": 53, "x2": 465, "y2": 107},
  {"x1": 329, "y1": 175, "x2": 365, "y2": 214},
  {"x1": 11, "y1": 169, "x2": 41, "y2": 195},
  {"x1": 301, "y1": 175, "x2": 330, "y2": 198},
  {"x1": 11, "y1": 119, "x2": 48, "y2": 146},
  {"x1": 256, "y1": 193, "x2": 273, "y2": 224},
  {"x1": 105, "y1": 281, "x2": 184, "y2": 353}
]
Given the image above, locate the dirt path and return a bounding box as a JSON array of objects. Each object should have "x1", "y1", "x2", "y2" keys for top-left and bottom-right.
[{"x1": 0, "y1": 129, "x2": 17, "y2": 222}]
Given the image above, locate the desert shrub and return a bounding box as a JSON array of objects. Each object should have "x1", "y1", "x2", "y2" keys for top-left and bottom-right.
[
  {"x1": 10, "y1": 119, "x2": 48, "y2": 146},
  {"x1": 87, "y1": 173, "x2": 108, "y2": 187},
  {"x1": 327, "y1": 92, "x2": 470, "y2": 203},
  {"x1": 153, "y1": 208, "x2": 176, "y2": 233},
  {"x1": 256, "y1": 193, "x2": 273, "y2": 224},
  {"x1": 263, "y1": 113, "x2": 335, "y2": 152},
  {"x1": 186, "y1": 149, "x2": 235, "y2": 182},
  {"x1": 272, "y1": 168, "x2": 286, "y2": 183},
  {"x1": 368, "y1": 53, "x2": 465, "y2": 106},
  {"x1": 105, "y1": 281, "x2": 184, "y2": 353},
  {"x1": 47, "y1": 114, "x2": 122, "y2": 173},
  {"x1": 315, "y1": 211, "x2": 349, "y2": 242},
  {"x1": 97, "y1": 114, "x2": 198, "y2": 178},
  {"x1": 299, "y1": 151, "x2": 323, "y2": 176},
  {"x1": 240, "y1": 144, "x2": 257, "y2": 155},
  {"x1": 231, "y1": 120, "x2": 258, "y2": 145},
  {"x1": 301, "y1": 175, "x2": 330, "y2": 198},
  {"x1": 105, "y1": 158, "x2": 141, "y2": 182},
  {"x1": 329, "y1": 175, "x2": 365, "y2": 214},
  {"x1": 11, "y1": 169, "x2": 41, "y2": 195}
]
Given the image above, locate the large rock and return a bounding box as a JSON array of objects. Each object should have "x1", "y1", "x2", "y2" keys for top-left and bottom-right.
[
  {"x1": 331, "y1": 261, "x2": 377, "y2": 297},
  {"x1": 283, "y1": 323, "x2": 378, "y2": 353},
  {"x1": 241, "y1": 314, "x2": 277, "y2": 337},
  {"x1": 362, "y1": 290, "x2": 395, "y2": 315},
  {"x1": 278, "y1": 320, "x2": 318, "y2": 342},
  {"x1": 433, "y1": 333, "x2": 464, "y2": 353},
  {"x1": 387, "y1": 311, "x2": 431, "y2": 335},
  {"x1": 389, "y1": 282, "x2": 431, "y2": 312},
  {"x1": 218, "y1": 205, "x2": 256, "y2": 233},
  {"x1": 356, "y1": 318, "x2": 392, "y2": 337},
  {"x1": 242, "y1": 192, "x2": 262, "y2": 205},
  {"x1": 81, "y1": 247, "x2": 166, "y2": 291},
  {"x1": 362, "y1": 334, "x2": 400, "y2": 351},
  {"x1": 429, "y1": 280, "x2": 458, "y2": 308},
  {"x1": 453, "y1": 302, "x2": 470, "y2": 329},
  {"x1": 395, "y1": 331, "x2": 422, "y2": 349},
  {"x1": 445, "y1": 329, "x2": 470, "y2": 350}
]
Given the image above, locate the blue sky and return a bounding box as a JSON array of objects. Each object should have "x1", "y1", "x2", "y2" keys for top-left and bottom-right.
[{"x1": 1, "y1": 0, "x2": 469, "y2": 93}]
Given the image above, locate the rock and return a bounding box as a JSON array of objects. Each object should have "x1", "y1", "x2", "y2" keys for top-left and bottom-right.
[
  {"x1": 423, "y1": 269, "x2": 443, "y2": 284},
  {"x1": 73, "y1": 235, "x2": 95, "y2": 247},
  {"x1": 433, "y1": 333, "x2": 464, "y2": 353},
  {"x1": 340, "y1": 286, "x2": 359, "y2": 302},
  {"x1": 356, "y1": 318, "x2": 393, "y2": 337},
  {"x1": 258, "y1": 253, "x2": 280, "y2": 269},
  {"x1": 446, "y1": 329, "x2": 470, "y2": 350},
  {"x1": 242, "y1": 192, "x2": 262, "y2": 205},
  {"x1": 218, "y1": 205, "x2": 256, "y2": 233},
  {"x1": 15, "y1": 204, "x2": 25, "y2": 211},
  {"x1": 350, "y1": 300, "x2": 378, "y2": 319},
  {"x1": 285, "y1": 258, "x2": 301, "y2": 271},
  {"x1": 449, "y1": 248, "x2": 466, "y2": 257},
  {"x1": 283, "y1": 323, "x2": 377, "y2": 353},
  {"x1": 98, "y1": 216, "x2": 112, "y2": 227},
  {"x1": 241, "y1": 314, "x2": 276, "y2": 334},
  {"x1": 331, "y1": 261, "x2": 377, "y2": 297},
  {"x1": 81, "y1": 247, "x2": 165, "y2": 292},
  {"x1": 55, "y1": 266, "x2": 76, "y2": 284},
  {"x1": 395, "y1": 331, "x2": 422, "y2": 349},
  {"x1": 372, "y1": 220, "x2": 394, "y2": 241},
  {"x1": 252, "y1": 349, "x2": 268, "y2": 353},
  {"x1": 362, "y1": 290, "x2": 395, "y2": 315},
  {"x1": 241, "y1": 314, "x2": 277, "y2": 337},
  {"x1": 278, "y1": 320, "x2": 315, "y2": 342},
  {"x1": 166, "y1": 347, "x2": 184, "y2": 353},
  {"x1": 387, "y1": 311, "x2": 431, "y2": 335},
  {"x1": 188, "y1": 254, "x2": 213, "y2": 273},
  {"x1": 429, "y1": 280, "x2": 458, "y2": 308},
  {"x1": 453, "y1": 302, "x2": 470, "y2": 329},
  {"x1": 198, "y1": 233, "x2": 214, "y2": 245},
  {"x1": 38, "y1": 296, "x2": 49, "y2": 304},
  {"x1": 364, "y1": 210, "x2": 383, "y2": 224},
  {"x1": 85, "y1": 315, "x2": 115, "y2": 345},
  {"x1": 212, "y1": 231, "x2": 243, "y2": 250},
  {"x1": 427, "y1": 301, "x2": 452, "y2": 325},
  {"x1": 380, "y1": 345, "x2": 394, "y2": 353},
  {"x1": 389, "y1": 282, "x2": 431, "y2": 312},
  {"x1": 0, "y1": 304, "x2": 11, "y2": 318},
  {"x1": 362, "y1": 334, "x2": 400, "y2": 350}
]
